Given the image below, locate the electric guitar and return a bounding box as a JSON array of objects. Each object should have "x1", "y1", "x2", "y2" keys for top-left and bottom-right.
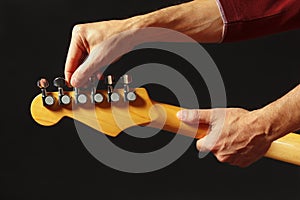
[{"x1": 30, "y1": 76, "x2": 300, "y2": 166}]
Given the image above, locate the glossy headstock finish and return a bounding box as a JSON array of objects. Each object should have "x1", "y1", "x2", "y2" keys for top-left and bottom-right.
[{"x1": 30, "y1": 88, "x2": 155, "y2": 137}]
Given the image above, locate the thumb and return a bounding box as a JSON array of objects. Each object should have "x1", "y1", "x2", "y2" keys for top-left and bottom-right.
[
  {"x1": 176, "y1": 109, "x2": 212, "y2": 124},
  {"x1": 196, "y1": 136, "x2": 212, "y2": 152},
  {"x1": 70, "y1": 61, "x2": 92, "y2": 87}
]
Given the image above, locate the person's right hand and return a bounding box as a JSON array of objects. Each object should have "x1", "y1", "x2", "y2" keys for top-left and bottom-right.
[
  {"x1": 64, "y1": 19, "x2": 135, "y2": 87},
  {"x1": 64, "y1": 0, "x2": 224, "y2": 87}
]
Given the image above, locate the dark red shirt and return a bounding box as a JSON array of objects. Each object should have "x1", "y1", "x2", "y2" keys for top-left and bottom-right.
[{"x1": 216, "y1": 0, "x2": 300, "y2": 42}]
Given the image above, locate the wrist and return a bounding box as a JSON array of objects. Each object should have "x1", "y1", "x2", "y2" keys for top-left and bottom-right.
[
  {"x1": 254, "y1": 84, "x2": 300, "y2": 141},
  {"x1": 253, "y1": 107, "x2": 287, "y2": 141}
]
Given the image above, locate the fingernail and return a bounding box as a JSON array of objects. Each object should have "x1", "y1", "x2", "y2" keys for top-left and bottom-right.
[
  {"x1": 177, "y1": 110, "x2": 187, "y2": 120},
  {"x1": 198, "y1": 151, "x2": 208, "y2": 159}
]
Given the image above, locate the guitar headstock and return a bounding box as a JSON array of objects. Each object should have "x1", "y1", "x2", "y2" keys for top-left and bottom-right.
[{"x1": 30, "y1": 75, "x2": 155, "y2": 137}]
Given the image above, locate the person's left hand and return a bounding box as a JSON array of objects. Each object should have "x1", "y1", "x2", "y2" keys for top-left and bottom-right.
[{"x1": 177, "y1": 108, "x2": 273, "y2": 167}]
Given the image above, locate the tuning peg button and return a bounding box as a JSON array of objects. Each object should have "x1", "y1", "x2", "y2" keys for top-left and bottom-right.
[
  {"x1": 123, "y1": 74, "x2": 132, "y2": 84},
  {"x1": 53, "y1": 77, "x2": 71, "y2": 105},
  {"x1": 37, "y1": 78, "x2": 49, "y2": 89},
  {"x1": 53, "y1": 77, "x2": 66, "y2": 88},
  {"x1": 106, "y1": 75, "x2": 114, "y2": 85},
  {"x1": 37, "y1": 78, "x2": 55, "y2": 106}
]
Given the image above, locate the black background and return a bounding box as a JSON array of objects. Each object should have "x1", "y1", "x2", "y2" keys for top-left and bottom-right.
[{"x1": 1, "y1": 0, "x2": 300, "y2": 199}]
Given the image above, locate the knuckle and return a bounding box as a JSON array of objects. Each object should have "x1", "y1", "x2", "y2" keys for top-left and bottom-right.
[
  {"x1": 216, "y1": 154, "x2": 230, "y2": 163},
  {"x1": 189, "y1": 110, "x2": 200, "y2": 122},
  {"x1": 77, "y1": 67, "x2": 88, "y2": 77},
  {"x1": 72, "y1": 24, "x2": 86, "y2": 36}
]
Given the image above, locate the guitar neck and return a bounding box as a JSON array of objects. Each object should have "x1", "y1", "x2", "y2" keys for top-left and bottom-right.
[
  {"x1": 149, "y1": 101, "x2": 300, "y2": 166},
  {"x1": 31, "y1": 87, "x2": 300, "y2": 166},
  {"x1": 149, "y1": 101, "x2": 209, "y2": 139}
]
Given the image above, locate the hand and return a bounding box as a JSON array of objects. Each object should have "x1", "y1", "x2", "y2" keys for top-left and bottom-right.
[
  {"x1": 64, "y1": 20, "x2": 135, "y2": 87},
  {"x1": 64, "y1": 0, "x2": 224, "y2": 87},
  {"x1": 177, "y1": 108, "x2": 273, "y2": 167}
]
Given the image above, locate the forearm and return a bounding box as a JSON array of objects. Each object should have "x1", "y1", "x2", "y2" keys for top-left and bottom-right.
[
  {"x1": 259, "y1": 84, "x2": 300, "y2": 141},
  {"x1": 124, "y1": 0, "x2": 223, "y2": 43}
]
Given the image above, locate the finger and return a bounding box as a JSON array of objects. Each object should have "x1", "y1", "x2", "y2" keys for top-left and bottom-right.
[
  {"x1": 176, "y1": 109, "x2": 212, "y2": 124},
  {"x1": 96, "y1": 71, "x2": 104, "y2": 80},
  {"x1": 196, "y1": 126, "x2": 221, "y2": 153},
  {"x1": 196, "y1": 137, "x2": 211, "y2": 152},
  {"x1": 215, "y1": 154, "x2": 235, "y2": 164},
  {"x1": 64, "y1": 35, "x2": 88, "y2": 86},
  {"x1": 70, "y1": 49, "x2": 102, "y2": 87}
]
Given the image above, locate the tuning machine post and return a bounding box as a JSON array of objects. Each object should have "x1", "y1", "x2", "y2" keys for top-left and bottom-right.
[
  {"x1": 106, "y1": 75, "x2": 120, "y2": 102},
  {"x1": 53, "y1": 77, "x2": 71, "y2": 105},
  {"x1": 37, "y1": 78, "x2": 55, "y2": 106},
  {"x1": 122, "y1": 74, "x2": 136, "y2": 102}
]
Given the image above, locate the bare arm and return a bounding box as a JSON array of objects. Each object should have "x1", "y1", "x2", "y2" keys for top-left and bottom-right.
[
  {"x1": 126, "y1": 0, "x2": 223, "y2": 42},
  {"x1": 64, "y1": 0, "x2": 223, "y2": 87},
  {"x1": 260, "y1": 84, "x2": 300, "y2": 141}
]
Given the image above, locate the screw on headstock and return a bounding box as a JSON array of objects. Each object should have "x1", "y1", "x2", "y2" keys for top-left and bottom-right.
[
  {"x1": 122, "y1": 74, "x2": 136, "y2": 102},
  {"x1": 89, "y1": 75, "x2": 103, "y2": 103},
  {"x1": 106, "y1": 75, "x2": 120, "y2": 102},
  {"x1": 37, "y1": 78, "x2": 55, "y2": 106},
  {"x1": 53, "y1": 77, "x2": 71, "y2": 105}
]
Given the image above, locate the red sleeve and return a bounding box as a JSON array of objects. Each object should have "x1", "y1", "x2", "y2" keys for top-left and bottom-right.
[{"x1": 216, "y1": 0, "x2": 300, "y2": 42}]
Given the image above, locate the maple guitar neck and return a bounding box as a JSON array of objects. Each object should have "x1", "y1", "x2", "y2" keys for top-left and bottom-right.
[
  {"x1": 149, "y1": 101, "x2": 300, "y2": 166},
  {"x1": 31, "y1": 88, "x2": 300, "y2": 166}
]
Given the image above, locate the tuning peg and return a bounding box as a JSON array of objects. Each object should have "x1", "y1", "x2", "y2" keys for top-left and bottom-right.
[
  {"x1": 106, "y1": 74, "x2": 114, "y2": 85},
  {"x1": 122, "y1": 74, "x2": 136, "y2": 102},
  {"x1": 89, "y1": 75, "x2": 104, "y2": 103},
  {"x1": 53, "y1": 77, "x2": 66, "y2": 88},
  {"x1": 106, "y1": 75, "x2": 120, "y2": 102},
  {"x1": 37, "y1": 78, "x2": 55, "y2": 106},
  {"x1": 53, "y1": 77, "x2": 71, "y2": 105},
  {"x1": 37, "y1": 78, "x2": 49, "y2": 89},
  {"x1": 123, "y1": 74, "x2": 132, "y2": 85}
]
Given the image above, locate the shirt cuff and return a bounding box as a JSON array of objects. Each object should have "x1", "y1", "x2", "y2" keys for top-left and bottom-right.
[
  {"x1": 214, "y1": 0, "x2": 227, "y2": 43},
  {"x1": 214, "y1": 0, "x2": 300, "y2": 42}
]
